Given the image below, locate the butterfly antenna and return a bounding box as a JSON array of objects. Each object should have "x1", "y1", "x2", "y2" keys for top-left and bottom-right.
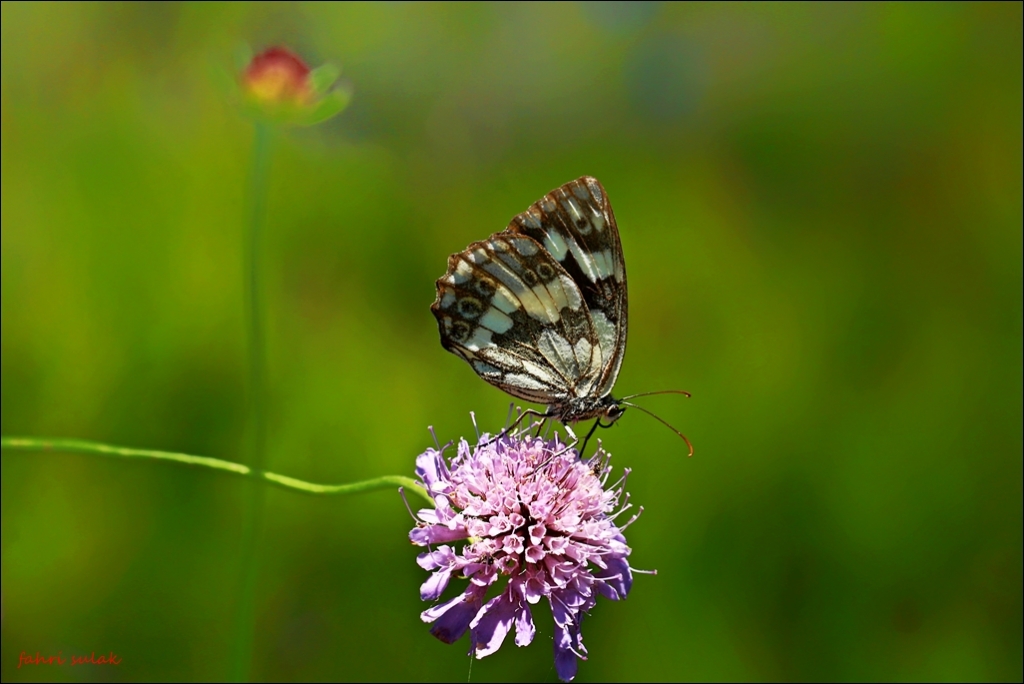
[
  {"x1": 620, "y1": 401, "x2": 694, "y2": 457},
  {"x1": 621, "y1": 389, "x2": 692, "y2": 401}
]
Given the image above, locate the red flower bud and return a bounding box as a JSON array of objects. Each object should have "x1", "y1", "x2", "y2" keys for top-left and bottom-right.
[
  {"x1": 243, "y1": 47, "x2": 312, "y2": 105},
  {"x1": 225, "y1": 44, "x2": 350, "y2": 126}
]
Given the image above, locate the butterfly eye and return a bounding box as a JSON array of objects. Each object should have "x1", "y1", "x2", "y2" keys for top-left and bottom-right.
[
  {"x1": 457, "y1": 297, "x2": 483, "y2": 319},
  {"x1": 605, "y1": 405, "x2": 626, "y2": 421}
]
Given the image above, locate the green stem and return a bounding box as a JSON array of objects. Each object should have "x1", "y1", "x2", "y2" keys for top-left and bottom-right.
[
  {"x1": 0, "y1": 437, "x2": 431, "y2": 503},
  {"x1": 246, "y1": 121, "x2": 272, "y2": 477},
  {"x1": 233, "y1": 120, "x2": 272, "y2": 683}
]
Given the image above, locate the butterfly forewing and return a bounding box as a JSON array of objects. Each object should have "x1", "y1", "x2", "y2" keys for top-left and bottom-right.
[
  {"x1": 432, "y1": 176, "x2": 628, "y2": 424},
  {"x1": 504, "y1": 177, "x2": 627, "y2": 396}
]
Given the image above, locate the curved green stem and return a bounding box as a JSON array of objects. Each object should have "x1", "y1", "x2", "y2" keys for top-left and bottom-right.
[{"x1": 0, "y1": 437, "x2": 431, "y2": 503}]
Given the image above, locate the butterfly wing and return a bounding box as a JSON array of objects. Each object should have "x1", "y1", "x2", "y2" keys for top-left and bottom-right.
[
  {"x1": 431, "y1": 232, "x2": 604, "y2": 406},
  {"x1": 503, "y1": 176, "x2": 627, "y2": 397}
]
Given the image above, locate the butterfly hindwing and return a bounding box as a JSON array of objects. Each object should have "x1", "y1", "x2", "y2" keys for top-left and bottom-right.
[
  {"x1": 432, "y1": 232, "x2": 602, "y2": 406},
  {"x1": 503, "y1": 176, "x2": 627, "y2": 396}
]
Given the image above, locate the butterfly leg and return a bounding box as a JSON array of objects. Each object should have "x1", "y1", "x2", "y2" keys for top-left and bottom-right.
[
  {"x1": 479, "y1": 406, "x2": 549, "y2": 448},
  {"x1": 561, "y1": 422, "x2": 579, "y2": 444},
  {"x1": 579, "y1": 417, "x2": 620, "y2": 456},
  {"x1": 532, "y1": 416, "x2": 548, "y2": 438},
  {"x1": 579, "y1": 420, "x2": 602, "y2": 457},
  {"x1": 536, "y1": 423, "x2": 580, "y2": 470}
]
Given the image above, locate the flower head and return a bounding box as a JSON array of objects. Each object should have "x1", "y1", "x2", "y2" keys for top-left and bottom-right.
[
  {"x1": 228, "y1": 45, "x2": 351, "y2": 126},
  {"x1": 410, "y1": 426, "x2": 644, "y2": 682},
  {"x1": 243, "y1": 46, "x2": 313, "y2": 106}
]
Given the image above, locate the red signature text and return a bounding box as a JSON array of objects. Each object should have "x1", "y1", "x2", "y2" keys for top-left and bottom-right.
[{"x1": 18, "y1": 651, "x2": 122, "y2": 668}]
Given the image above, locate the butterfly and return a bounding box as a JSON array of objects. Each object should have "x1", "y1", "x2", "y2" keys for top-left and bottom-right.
[{"x1": 431, "y1": 176, "x2": 635, "y2": 438}]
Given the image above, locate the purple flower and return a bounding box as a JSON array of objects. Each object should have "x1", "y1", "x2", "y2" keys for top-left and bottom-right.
[{"x1": 409, "y1": 427, "x2": 645, "y2": 682}]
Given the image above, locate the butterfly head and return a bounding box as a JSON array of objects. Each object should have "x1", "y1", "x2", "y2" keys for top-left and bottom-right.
[{"x1": 602, "y1": 400, "x2": 627, "y2": 423}]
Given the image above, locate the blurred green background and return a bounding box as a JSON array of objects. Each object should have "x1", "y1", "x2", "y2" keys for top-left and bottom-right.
[{"x1": 2, "y1": 2, "x2": 1021, "y2": 681}]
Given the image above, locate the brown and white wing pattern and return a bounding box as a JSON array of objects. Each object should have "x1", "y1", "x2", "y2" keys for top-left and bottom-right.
[
  {"x1": 432, "y1": 232, "x2": 602, "y2": 405},
  {"x1": 503, "y1": 176, "x2": 627, "y2": 397},
  {"x1": 431, "y1": 176, "x2": 628, "y2": 422}
]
